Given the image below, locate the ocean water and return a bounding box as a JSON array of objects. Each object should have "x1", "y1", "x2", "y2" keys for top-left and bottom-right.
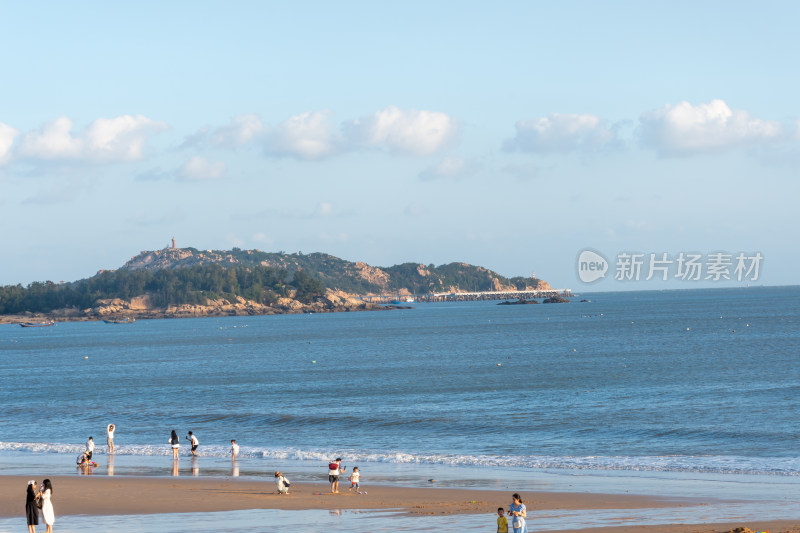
[{"x1": 1, "y1": 286, "x2": 799, "y2": 487}]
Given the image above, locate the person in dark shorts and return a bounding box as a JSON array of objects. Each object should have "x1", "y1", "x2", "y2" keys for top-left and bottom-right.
[
  {"x1": 186, "y1": 431, "x2": 199, "y2": 456},
  {"x1": 328, "y1": 457, "x2": 346, "y2": 493}
]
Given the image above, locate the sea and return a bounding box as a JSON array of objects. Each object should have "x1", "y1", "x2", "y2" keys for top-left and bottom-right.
[{"x1": 1, "y1": 285, "x2": 799, "y2": 531}]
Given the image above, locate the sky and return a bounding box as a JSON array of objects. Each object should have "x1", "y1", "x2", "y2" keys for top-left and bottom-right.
[{"x1": 1, "y1": 1, "x2": 798, "y2": 291}]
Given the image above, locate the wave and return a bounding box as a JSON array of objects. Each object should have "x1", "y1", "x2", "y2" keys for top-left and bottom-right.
[{"x1": 1, "y1": 441, "x2": 798, "y2": 476}]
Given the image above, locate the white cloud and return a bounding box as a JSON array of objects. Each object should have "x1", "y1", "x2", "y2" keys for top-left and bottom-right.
[
  {"x1": 346, "y1": 106, "x2": 457, "y2": 155},
  {"x1": 504, "y1": 113, "x2": 616, "y2": 153},
  {"x1": 0, "y1": 123, "x2": 19, "y2": 165},
  {"x1": 179, "y1": 156, "x2": 226, "y2": 181},
  {"x1": 211, "y1": 114, "x2": 264, "y2": 148},
  {"x1": 17, "y1": 115, "x2": 167, "y2": 162},
  {"x1": 639, "y1": 99, "x2": 783, "y2": 156},
  {"x1": 263, "y1": 111, "x2": 340, "y2": 160},
  {"x1": 181, "y1": 107, "x2": 458, "y2": 160},
  {"x1": 418, "y1": 156, "x2": 477, "y2": 181}
]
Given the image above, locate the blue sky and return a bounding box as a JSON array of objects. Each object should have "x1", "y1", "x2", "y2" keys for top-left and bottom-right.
[{"x1": 1, "y1": 1, "x2": 798, "y2": 290}]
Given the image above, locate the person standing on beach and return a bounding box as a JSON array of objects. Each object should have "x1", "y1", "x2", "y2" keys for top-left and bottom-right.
[
  {"x1": 39, "y1": 479, "x2": 54, "y2": 533},
  {"x1": 328, "y1": 458, "x2": 346, "y2": 493},
  {"x1": 507, "y1": 493, "x2": 527, "y2": 533},
  {"x1": 496, "y1": 507, "x2": 508, "y2": 533},
  {"x1": 186, "y1": 431, "x2": 199, "y2": 456},
  {"x1": 85, "y1": 436, "x2": 94, "y2": 460},
  {"x1": 106, "y1": 424, "x2": 115, "y2": 454},
  {"x1": 230, "y1": 439, "x2": 239, "y2": 460},
  {"x1": 169, "y1": 430, "x2": 180, "y2": 459},
  {"x1": 25, "y1": 480, "x2": 38, "y2": 533},
  {"x1": 348, "y1": 466, "x2": 362, "y2": 493}
]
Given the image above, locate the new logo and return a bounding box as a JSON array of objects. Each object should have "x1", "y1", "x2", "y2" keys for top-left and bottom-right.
[{"x1": 577, "y1": 249, "x2": 608, "y2": 283}]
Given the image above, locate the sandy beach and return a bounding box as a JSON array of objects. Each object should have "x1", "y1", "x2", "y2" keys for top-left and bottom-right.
[{"x1": 1, "y1": 475, "x2": 798, "y2": 532}]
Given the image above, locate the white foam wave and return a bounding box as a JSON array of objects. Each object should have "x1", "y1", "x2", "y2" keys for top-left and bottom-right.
[{"x1": 0, "y1": 441, "x2": 797, "y2": 476}]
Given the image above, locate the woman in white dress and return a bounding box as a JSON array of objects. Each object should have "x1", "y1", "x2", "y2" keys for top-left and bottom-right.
[{"x1": 40, "y1": 478, "x2": 54, "y2": 533}]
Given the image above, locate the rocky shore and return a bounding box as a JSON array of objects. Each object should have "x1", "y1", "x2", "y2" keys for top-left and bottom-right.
[{"x1": 0, "y1": 289, "x2": 403, "y2": 324}]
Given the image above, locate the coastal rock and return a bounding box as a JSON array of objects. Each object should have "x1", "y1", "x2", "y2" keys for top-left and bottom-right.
[
  {"x1": 322, "y1": 289, "x2": 365, "y2": 309},
  {"x1": 497, "y1": 299, "x2": 539, "y2": 305},
  {"x1": 354, "y1": 262, "x2": 391, "y2": 289},
  {"x1": 276, "y1": 297, "x2": 305, "y2": 311},
  {"x1": 542, "y1": 296, "x2": 570, "y2": 304}
]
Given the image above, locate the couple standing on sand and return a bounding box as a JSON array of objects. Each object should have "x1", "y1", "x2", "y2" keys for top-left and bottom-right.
[{"x1": 25, "y1": 479, "x2": 54, "y2": 533}]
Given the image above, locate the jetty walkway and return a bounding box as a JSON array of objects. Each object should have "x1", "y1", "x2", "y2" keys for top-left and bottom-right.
[{"x1": 362, "y1": 289, "x2": 572, "y2": 304}]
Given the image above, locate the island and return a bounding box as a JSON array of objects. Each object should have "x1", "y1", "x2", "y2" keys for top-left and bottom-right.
[{"x1": 0, "y1": 246, "x2": 558, "y2": 323}]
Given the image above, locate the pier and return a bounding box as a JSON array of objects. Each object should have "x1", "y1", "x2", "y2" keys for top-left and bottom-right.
[{"x1": 361, "y1": 289, "x2": 572, "y2": 304}]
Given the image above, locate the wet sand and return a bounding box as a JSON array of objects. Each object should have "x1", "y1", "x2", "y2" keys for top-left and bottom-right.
[{"x1": 1, "y1": 475, "x2": 798, "y2": 532}]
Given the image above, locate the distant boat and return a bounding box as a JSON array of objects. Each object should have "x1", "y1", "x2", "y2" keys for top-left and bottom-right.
[
  {"x1": 103, "y1": 317, "x2": 136, "y2": 324},
  {"x1": 20, "y1": 320, "x2": 55, "y2": 328},
  {"x1": 390, "y1": 297, "x2": 415, "y2": 304}
]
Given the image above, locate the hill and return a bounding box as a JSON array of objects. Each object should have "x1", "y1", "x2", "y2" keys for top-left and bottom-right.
[
  {"x1": 120, "y1": 247, "x2": 549, "y2": 295},
  {"x1": 0, "y1": 247, "x2": 549, "y2": 321}
]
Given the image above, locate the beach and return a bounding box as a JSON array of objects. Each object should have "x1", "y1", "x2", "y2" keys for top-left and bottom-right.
[
  {"x1": 0, "y1": 475, "x2": 798, "y2": 532},
  {"x1": 2, "y1": 291, "x2": 799, "y2": 531}
]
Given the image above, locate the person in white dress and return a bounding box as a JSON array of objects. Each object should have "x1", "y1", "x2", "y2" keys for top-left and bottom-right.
[{"x1": 40, "y1": 479, "x2": 54, "y2": 533}]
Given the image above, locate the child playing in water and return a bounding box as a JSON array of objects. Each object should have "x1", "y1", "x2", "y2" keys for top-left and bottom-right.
[{"x1": 230, "y1": 439, "x2": 239, "y2": 460}]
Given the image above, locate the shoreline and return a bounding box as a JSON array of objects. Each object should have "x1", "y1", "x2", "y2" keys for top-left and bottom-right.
[
  {"x1": 1, "y1": 475, "x2": 798, "y2": 532},
  {"x1": 0, "y1": 304, "x2": 414, "y2": 325},
  {"x1": 0, "y1": 475, "x2": 679, "y2": 517}
]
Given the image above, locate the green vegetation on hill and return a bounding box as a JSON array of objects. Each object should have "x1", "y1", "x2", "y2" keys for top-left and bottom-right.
[
  {"x1": 0, "y1": 247, "x2": 545, "y2": 315},
  {"x1": 0, "y1": 264, "x2": 325, "y2": 315}
]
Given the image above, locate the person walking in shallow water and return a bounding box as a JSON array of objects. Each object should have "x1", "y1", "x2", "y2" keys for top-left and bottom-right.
[
  {"x1": 85, "y1": 436, "x2": 94, "y2": 460},
  {"x1": 169, "y1": 430, "x2": 180, "y2": 459},
  {"x1": 25, "y1": 480, "x2": 38, "y2": 533},
  {"x1": 106, "y1": 423, "x2": 115, "y2": 454},
  {"x1": 186, "y1": 431, "x2": 199, "y2": 456}
]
